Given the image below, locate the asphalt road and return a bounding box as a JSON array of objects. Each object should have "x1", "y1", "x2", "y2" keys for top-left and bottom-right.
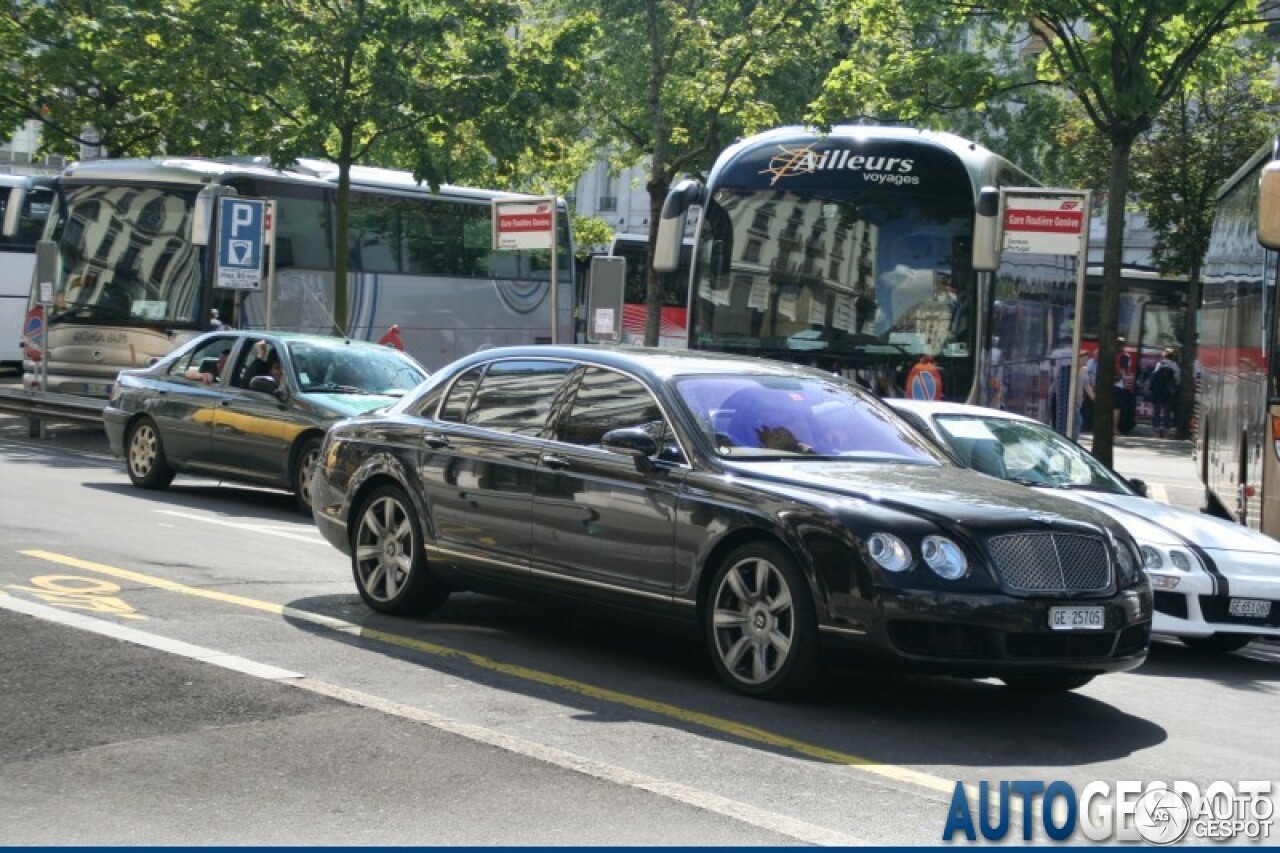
[{"x1": 0, "y1": 410, "x2": 1275, "y2": 845}]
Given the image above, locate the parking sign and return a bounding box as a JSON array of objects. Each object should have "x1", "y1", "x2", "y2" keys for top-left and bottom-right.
[{"x1": 216, "y1": 197, "x2": 266, "y2": 290}]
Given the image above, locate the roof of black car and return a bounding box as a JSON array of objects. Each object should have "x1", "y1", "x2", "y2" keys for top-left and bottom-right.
[{"x1": 454, "y1": 345, "x2": 831, "y2": 382}]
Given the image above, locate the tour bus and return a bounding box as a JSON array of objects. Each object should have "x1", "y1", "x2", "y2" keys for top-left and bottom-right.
[
  {"x1": 1198, "y1": 139, "x2": 1280, "y2": 537},
  {"x1": 0, "y1": 175, "x2": 53, "y2": 365},
  {"x1": 22, "y1": 157, "x2": 574, "y2": 396},
  {"x1": 607, "y1": 231, "x2": 692, "y2": 347},
  {"x1": 652, "y1": 124, "x2": 1083, "y2": 419}
]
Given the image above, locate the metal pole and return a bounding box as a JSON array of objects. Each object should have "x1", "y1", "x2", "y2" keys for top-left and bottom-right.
[
  {"x1": 550, "y1": 197, "x2": 558, "y2": 345},
  {"x1": 266, "y1": 200, "x2": 277, "y2": 331},
  {"x1": 1067, "y1": 190, "x2": 1092, "y2": 441}
]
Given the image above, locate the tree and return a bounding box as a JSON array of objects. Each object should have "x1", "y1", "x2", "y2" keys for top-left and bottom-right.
[
  {"x1": 189, "y1": 0, "x2": 593, "y2": 333},
  {"x1": 0, "y1": 0, "x2": 259, "y2": 158},
  {"x1": 814, "y1": 0, "x2": 1279, "y2": 465},
  {"x1": 1131, "y1": 44, "x2": 1278, "y2": 440},
  {"x1": 563, "y1": 0, "x2": 833, "y2": 346}
]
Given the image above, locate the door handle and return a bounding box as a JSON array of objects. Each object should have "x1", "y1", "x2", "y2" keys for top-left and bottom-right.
[
  {"x1": 422, "y1": 432, "x2": 450, "y2": 449},
  {"x1": 540, "y1": 453, "x2": 569, "y2": 470}
]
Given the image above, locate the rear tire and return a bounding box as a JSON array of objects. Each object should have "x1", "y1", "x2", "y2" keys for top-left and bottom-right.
[
  {"x1": 999, "y1": 674, "x2": 1095, "y2": 693},
  {"x1": 351, "y1": 484, "x2": 449, "y2": 616},
  {"x1": 704, "y1": 541, "x2": 821, "y2": 699},
  {"x1": 126, "y1": 417, "x2": 176, "y2": 490},
  {"x1": 1180, "y1": 634, "x2": 1252, "y2": 653},
  {"x1": 292, "y1": 436, "x2": 323, "y2": 515}
]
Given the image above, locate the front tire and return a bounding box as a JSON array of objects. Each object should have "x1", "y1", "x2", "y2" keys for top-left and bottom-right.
[
  {"x1": 351, "y1": 484, "x2": 449, "y2": 616},
  {"x1": 292, "y1": 436, "x2": 323, "y2": 515},
  {"x1": 1000, "y1": 674, "x2": 1095, "y2": 693},
  {"x1": 705, "y1": 542, "x2": 821, "y2": 699},
  {"x1": 126, "y1": 417, "x2": 175, "y2": 490},
  {"x1": 1180, "y1": 634, "x2": 1252, "y2": 653}
]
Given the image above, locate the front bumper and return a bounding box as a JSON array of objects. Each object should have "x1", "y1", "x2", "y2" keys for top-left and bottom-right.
[
  {"x1": 821, "y1": 586, "x2": 1151, "y2": 677},
  {"x1": 1151, "y1": 567, "x2": 1280, "y2": 638}
]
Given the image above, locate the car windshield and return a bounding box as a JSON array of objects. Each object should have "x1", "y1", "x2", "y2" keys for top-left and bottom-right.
[
  {"x1": 931, "y1": 414, "x2": 1133, "y2": 494},
  {"x1": 287, "y1": 342, "x2": 427, "y2": 396},
  {"x1": 674, "y1": 374, "x2": 942, "y2": 462}
]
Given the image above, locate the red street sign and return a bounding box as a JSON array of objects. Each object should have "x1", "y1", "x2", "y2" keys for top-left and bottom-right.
[
  {"x1": 493, "y1": 200, "x2": 555, "y2": 250},
  {"x1": 1002, "y1": 196, "x2": 1087, "y2": 255}
]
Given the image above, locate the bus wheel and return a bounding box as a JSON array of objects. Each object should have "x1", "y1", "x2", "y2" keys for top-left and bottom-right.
[
  {"x1": 1180, "y1": 634, "x2": 1252, "y2": 653},
  {"x1": 292, "y1": 436, "x2": 322, "y2": 515},
  {"x1": 126, "y1": 417, "x2": 175, "y2": 490}
]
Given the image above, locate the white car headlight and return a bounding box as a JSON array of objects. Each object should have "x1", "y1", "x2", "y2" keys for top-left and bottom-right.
[
  {"x1": 1139, "y1": 542, "x2": 1202, "y2": 588},
  {"x1": 921, "y1": 535, "x2": 968, "y2": 580},
  {"x1": 868, "y1": 532, "x2": 912, "y2": 573},
  {"x1": 1141, "y1": 545, "x2": 1163, "y2": 570}
]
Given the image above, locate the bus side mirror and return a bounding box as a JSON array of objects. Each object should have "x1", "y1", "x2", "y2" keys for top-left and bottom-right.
[
  {"x1": 972, "y1": 186, "x2": 1002, "y2": 272},
  {"x1": 1257, "y1": 162, "x2": 1280, "y2": 249},
  {"x1": 2, "y1": 186, "x2": 25, "y2": 238},
  {"x1": 35, "y1": 240, "x2": 57, "y2": 296},
  {"x1": 654, "y1": 178, "x2": 704, "y2": 272},
  {"x1": 190, "y1": 185, "x2": 219, "y2": 247}
]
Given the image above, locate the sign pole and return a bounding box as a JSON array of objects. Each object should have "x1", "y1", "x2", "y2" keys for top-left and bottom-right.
[
  {"x1": 266, "y1": 200, "x2": 277, "y2": 331},
  {"x1": 550, "y1": 200, "x2": 558, "y2": 345},
  {"x1": 1067, "y1": 190, "x2": 1093, "y2": 440}
]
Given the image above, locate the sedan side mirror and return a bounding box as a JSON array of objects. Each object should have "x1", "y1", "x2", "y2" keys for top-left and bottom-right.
[
  {"x1": 1127, "y1": 477, "x2": 1149, "y2": 497},
  {"x1": 249, "y1": 375, "x2": 288, "y2": 401},
  {"x1": 602, "y1": 427, "x2": 659, "y2": 473}
]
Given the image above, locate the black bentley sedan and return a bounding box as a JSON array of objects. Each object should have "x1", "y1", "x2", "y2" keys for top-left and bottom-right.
[{"x1": 312, "y1": 346, "x2": 1152, "y2": 698}]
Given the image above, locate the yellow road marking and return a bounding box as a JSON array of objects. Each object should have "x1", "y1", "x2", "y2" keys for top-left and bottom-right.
[{"x1": 21, "y1": 548, "x2": 959, "y2": 798}]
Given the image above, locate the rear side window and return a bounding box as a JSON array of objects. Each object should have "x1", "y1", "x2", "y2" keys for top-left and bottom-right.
[
  {"x1": 557, "y1": 367, "x2": 669, "y2": 448},
  {"x1": 464, "y1": 360, "x2": 574, "y2": 436}
]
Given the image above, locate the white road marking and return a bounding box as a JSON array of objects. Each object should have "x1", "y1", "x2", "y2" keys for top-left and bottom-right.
[
  {"x1": 155, "y1": 509, "x2": 328, "y2": 544},
  {"x1": 1148, "y1": 482, "x2": 1170, "y2": 504},
  {"x1": 2, "y1": 593, "x2": 867, "y2": 847}
]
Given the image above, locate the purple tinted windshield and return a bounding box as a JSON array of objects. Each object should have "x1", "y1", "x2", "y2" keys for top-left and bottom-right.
[{"x1": 674, "y1": 375, "x2": 940, "y2": 461}]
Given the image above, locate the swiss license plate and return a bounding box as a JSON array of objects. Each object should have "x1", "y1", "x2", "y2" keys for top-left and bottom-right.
[
  {"x1": 1228, "y1": 598, "x2": 1272, "y2": 619},
  {"x1": 1049, "y1": 606, "x2": 1105, "y2": 631}
]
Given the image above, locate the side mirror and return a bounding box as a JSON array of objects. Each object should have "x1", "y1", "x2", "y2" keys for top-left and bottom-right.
[
  {"x1": 3, "y1": 186, "x2": 25, "y2": 237},
  {"x1": 654, "y1": 178, "x2": 704, "y2": 272},
  {"x1": 1258, "y1": 161, "x2": 1280, "y2": 249},
  {"x1": 1127, "y1": 477, "x2": 1149, "y2": 497},
  {"x1": 602, "y1": 427, "x2": 659, "y2": 472},
  {"x1": 248, "y1": 374, "x2": 287, "y2": 400},
  {"x1": 972, "y1": 186, "x2": 1002, "y2": 272}
]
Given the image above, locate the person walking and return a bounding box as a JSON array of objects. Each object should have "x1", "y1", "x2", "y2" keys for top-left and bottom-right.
[{"x1": 1148, "y1": 347, "x2": 1181, "y2": 438}]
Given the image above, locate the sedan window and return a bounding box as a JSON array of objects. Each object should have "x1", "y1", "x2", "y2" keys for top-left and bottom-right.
[
  {"x1": 465, "y1": 360, "x2": 574, "y2": 436},
  {"x1": 557, "y1": 367, "x2": 676, "y2": 456}
]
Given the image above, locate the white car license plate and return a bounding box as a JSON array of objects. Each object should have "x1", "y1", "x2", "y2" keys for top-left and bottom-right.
[
  {"x1": 1227, "y1": 598, "x2": 1272, "y2": 619},
  {"x1": 1049, "y1": 606, "x2": 1105, "y2": 631}
]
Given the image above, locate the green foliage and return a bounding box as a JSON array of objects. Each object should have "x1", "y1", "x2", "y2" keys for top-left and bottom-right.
[{"x1": 571, "y1": 213, "x2": 614, "y2": 260}]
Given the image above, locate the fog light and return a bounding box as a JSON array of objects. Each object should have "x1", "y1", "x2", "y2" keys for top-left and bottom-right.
[{"x1": 868, "y1": 532, "x2": 911, "y2": 573}]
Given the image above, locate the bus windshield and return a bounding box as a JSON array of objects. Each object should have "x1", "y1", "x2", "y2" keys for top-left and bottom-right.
[
  {"x1": 47, "y1": 184, "x2": 202, "y2": 327},
  {"x1": 692, "y1": 186, "x2": 975, "y2": 396}
]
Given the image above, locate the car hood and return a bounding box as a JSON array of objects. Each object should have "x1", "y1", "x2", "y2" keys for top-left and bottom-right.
[
  {"x1": 1052, "y1": 491, "x2": 1280, "y2": 558},
  {"x1": 299, "y1": 392, "x2": 398, "y2": 417},
  {"x1": 724, "y1": 461, "x2": 1121, "y2": 533}
]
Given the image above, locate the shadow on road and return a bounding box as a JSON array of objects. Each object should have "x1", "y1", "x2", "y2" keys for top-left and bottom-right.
[
  {"x1": 279, "y1": 590, "x2": 1169, "y2": 774},
  {"x1": 1130, "y1": 636, "x2": 1280, "y2": 692}
]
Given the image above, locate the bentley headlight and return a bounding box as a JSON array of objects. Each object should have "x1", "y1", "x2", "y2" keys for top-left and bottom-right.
[
  {"x1": 1141, "y1": 545, "x2": 1163, "y2": 570},
  {"x1": 868, "y1": 532, "x2": 912, "y2": 573},
  {"x1": 1115, "y1": 542, "x2": 1138, "y2": 578},
  {"x1": 921, "y1": 536, "x2": 968, "y2": 580}
]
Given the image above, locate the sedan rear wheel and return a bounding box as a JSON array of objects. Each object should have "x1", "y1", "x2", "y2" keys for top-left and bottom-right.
[
  {"x1": 1180, "y1": 633, "x2": 1253, "y2": 653},
  {"x1": 351, "y1": 485, "x2": 448, "y2": 616},
  {"x1": 706, "y1": 542, "x2": 820, "y2": 699},
  {"x1": 126, "y1": 417, "x2": 175, "y2": 490}
]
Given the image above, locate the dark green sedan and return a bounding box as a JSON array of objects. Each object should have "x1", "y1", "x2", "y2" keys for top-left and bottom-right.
[{"x1": 103, "y1": 331, "x2": 428, "y2": 513}]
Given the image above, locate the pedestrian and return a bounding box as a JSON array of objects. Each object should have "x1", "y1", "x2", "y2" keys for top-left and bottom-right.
[
  {"x1": 1077, "y1": 349, "x2": 1095, "y2": 434},
  {"x1": 1114, "y1": 337, "x2": 1135, "y2": 434},
  {"x1": 1148, "y1": 347, "x2": 1181, "y2": 438}
]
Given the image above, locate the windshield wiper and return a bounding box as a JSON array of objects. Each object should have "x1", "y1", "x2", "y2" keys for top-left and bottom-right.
[{"x1": 307, "y1": 383, "x2": 373, "y2": 395}]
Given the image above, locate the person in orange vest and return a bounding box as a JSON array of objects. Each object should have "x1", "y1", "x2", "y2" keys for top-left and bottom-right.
[
  {"x1": 378, "y1": 324, "x2": 404, "y2": 350},
  {"x1": 906, "y1": 354, "x2": 943, "y2": 400}
]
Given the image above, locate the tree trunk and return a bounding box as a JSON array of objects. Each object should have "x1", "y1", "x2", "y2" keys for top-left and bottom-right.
[
  {"x1": 1090, "y1": 136, "x2": 1135, "y2": 468},
  {"x1": 333, "y1": 132, "x2": 354, "y2": 338},
  {"x1": 644, "y1": 174, "x2": 671, "y2": 347},
  {"x1": 1176, "y1": 257, "x2": 1201, "y2": 441}
]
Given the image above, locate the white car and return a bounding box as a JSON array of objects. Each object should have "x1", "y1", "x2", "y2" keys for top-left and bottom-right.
[{"x1": 888, "y1": 399, "x2": 1280, "y2": 653}]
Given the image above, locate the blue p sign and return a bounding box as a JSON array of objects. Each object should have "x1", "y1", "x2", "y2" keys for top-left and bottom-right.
[{"x1": 216, "y1": 197, "x2": 266, "y2": 290}]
